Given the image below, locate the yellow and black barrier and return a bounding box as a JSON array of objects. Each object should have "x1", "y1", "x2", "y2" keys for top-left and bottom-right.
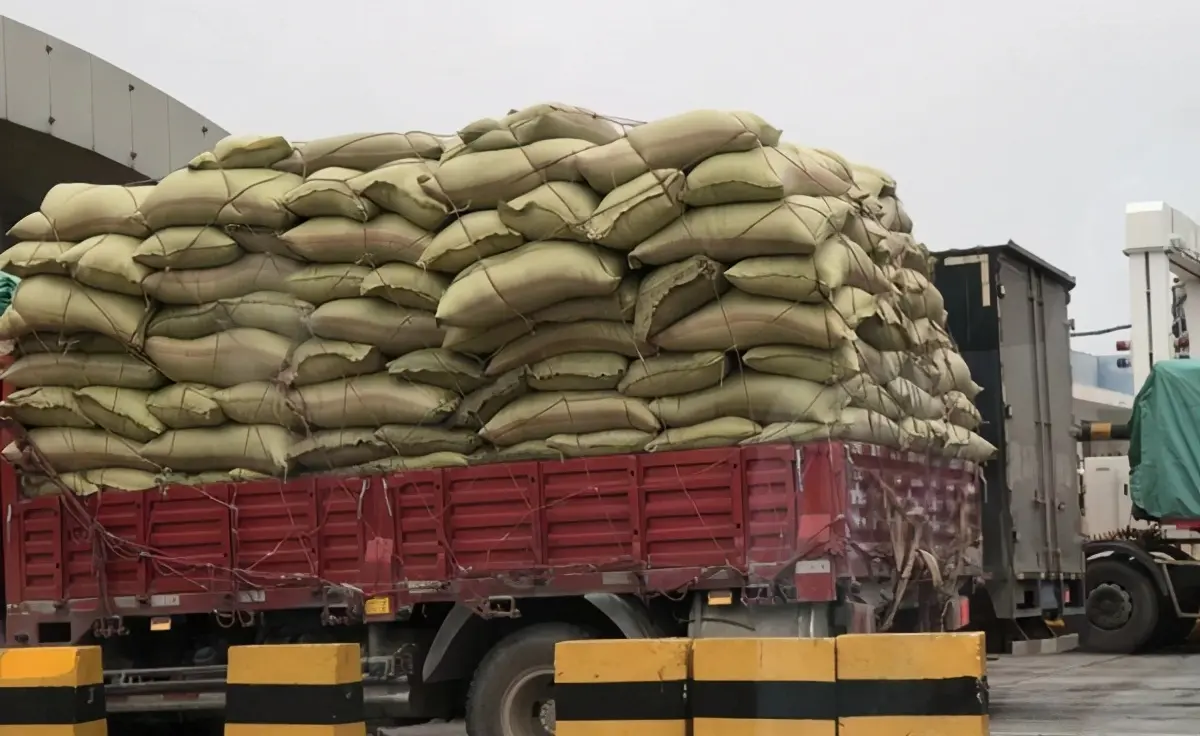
[
  {"x1": 553, "y1": 632, "x2": 988, "y2": 735},
  {"x1": 837, "y1": 632, "x2": 989, "y2": 736},
  {"x1": 224, "y1": 642, "x2": 365, "y2": 736},
  {"x1": 692, "y1": 637, "x2": 837, "y2": 736},
  {"x1": 0, "y1": 645, "x2": 107, "y2": 735},
  {"x1": 554, "y1": 638, "x2": 689, "y2": 736}
]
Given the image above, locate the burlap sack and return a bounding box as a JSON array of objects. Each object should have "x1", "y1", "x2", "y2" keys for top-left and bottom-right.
[
  {"x1": 747, "y1": 408, "x2": 904, "y2": 449},
  {"x1": 166, "y1": 468, "x2": 270, "y2": 486},
  {"x1": 417, "y1": 210, "x2": 524, "y2": 273},
  {"x1": 346, "y1": 452, "x2": 470, "y2": 474},
  {"x1": 0, "y1": 353, "x2": 164, "y2": 389},
  {"x1": 683, "y1": 145, "x2": 855, "y2": 207},
  {"x1": 295, "y1": 373, "x2": 459, "y2": 428},
  {"x1": 57, "y1": 234, "x2": 149, "y2": 296},
  {"x1": 458, "y1": 103, "x2": 621, "y2": 150},
  {"x1": 148, "y1": 292, "x2": 314, "y2": 341},
  {"x1": 288, "y1": 429, "x2": 393, "y2": 470},
  {"x1": 437, "y1": 241, "x2": 623, "y2": 328},
  {"x1": 942, "y1": 424, "x2": 997, "y2": 462},
  {"x1": 927, "y1": 348, "x2": 982, "y2": 398},
  {"x1": 497, "y1": 182, "x2": 599, "y2": 242},
  {"x1": 282, "y1": 167, "x2": 379, "y2": 221},
  {"x1": 140, "y1": 169, "x2": 302, "y2": 231},
  {"x1": 141, "y1": 425, "x2": 297, "y2": 475},
  {"x1": 575, "y1": 110, "x2": 782, "y2": 192},
  {"x1": 628, "y1": 196, "x2": 856, "y2": 267},
  {"x1": 15, "y1": 332, "x2": 127, "y2": 355},
  {"x1": 584, "y1": 169, "x2": 685, "y2": 250},
  {"x1": 829, "y1": 286, "x2": 880, "y2": 329},
  {"x1": 8, "y1": 183, "x2": 151, "y2": 241},
  {"x1": 527, "y1": 352, "x2": 629, "y2": 391},
  {"x1": 58, "y1": 468, "x2": 160, "y2": 496},
  {"x1": 912, "y1": 317, "x2": 954, "y2": 350},
  {"x1": 486, "y1": 321, "x2": 653, "y2": 377},
  {"x1": 274, "y1": 132, "x2": 443, "y2": 174},
  {"x1": 279, "y1": 214, "x2": 431, "y2": 265},
  {"x1": 386, "y1": 348, "x2": 486, "y2": 392},
  {"x1": 877, "y1": 195, "x2": 913, "y2": 234},
  {"x1": 75, "y1": 387, "x2": 165, "y2": 442},
  {"x1": 350, "y1": 159, "x2": 449, "y2": 231},
  {"x1": 469, "y1": 441, "x2": 563, "y2": 463},
  {"x1": 146, "y1": 383, "x2": 226, "y2": 429},
  {"x1": 843, "y1": 214, "x2": 895, "y2": 263},
  {"x1": 211, "y1": 382, "x2": 303, "y2": 429},
  {"x1": 856, "y1": 298, "x2": 918, "y2": 352},
  {"x1": 633, "y1": 256, "x2": 727, "y2": 341},
  {"x1": 850, "y1": 163, "x2": 895, "y2": 199},
  {"x1": 143, "y1": 253, "x2": 303, "y2": 305},
  {"x1": 724, "y1": 237, "x2": 890, "y2": 303},
  {"x1": 289, "y1": 339, "x2": 384, "y2": 387},
  {"x1": 134, "y1": 226, "x2": 244, "y2": 270},
  {"x1": 481, "y1": 391, "x2": 659, "y2": 446},
  {"x1": 944, "y1": 391, "x2": 982, "y2": 430},
  {"x1": 618, "y1": 351, "x2": 729, "y2": 398},
  {"x1": 648, "y1": 372, "x2": 850, "y2": 427},
  {"x1": 856, "y1": 341, "x2": 903, "y2": 384},
  {"x1": 360, "y1": 264, "x2": 447, "y2": 311},
  {"x1": 0, "y1": 275, "x2": 149, "y2": 346},
  {"x1": 307, "y1": 298, "x2": 443, "y2": 356},
  {"x1": 892, "y1": 268, "x2": 947, "y2": 323},
  {"x1": 741, "y1": 343, "x2": 860, "y2": 384},
  {"x1": 375, "y1": 425, "x2": 481, "y2": 455},
  {"x1": 899, "y1": 354, "x2": 944, "y2": 395},
  {"x1": 145, "y1": 328, "x2": 294, "y2": 387},
  {"x1": 653, "y1": 291, "x2": 854, "y2": 352},
  {"x1": 19, "y1": 427, "x2": 156, "y2": 472},
  {"x1": 420, "y1": 138, "x2": 595, "y2": 210},
  {"x1": 644, "y1": 417, "x2": 761, "y2": 452},
  {"x1": 545, "y1": 430, "x2": 654, "y2": 457},
  {"x1": 883, "y1": 379, "x2": 945, "y2": 420},
  {"x1": 842, "y1": 374, "x2": 904, "y2": 421},
  {"x1": 450, "y1": 368, "x2": 529, "y2": 429},
  {"x1": 188, "y1": 134, "x2": 293, "y2": 170},
  {"x1": 0, "y1": 386, "x2": 93, "y2": 428},
  {"x1": 900, "y1": 417, "x2": 946, "y2": 452},
  {"x1": 0, "y1": 241, "x2": 73, "y2": 277},
  {"x1": 284, "y1": 264, "x2": 371, "y2": 304}
]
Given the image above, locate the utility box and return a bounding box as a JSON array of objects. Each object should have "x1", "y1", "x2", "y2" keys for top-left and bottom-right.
[{"x1": 935, "y1": 242, "x2": 1085, "y2": 628}]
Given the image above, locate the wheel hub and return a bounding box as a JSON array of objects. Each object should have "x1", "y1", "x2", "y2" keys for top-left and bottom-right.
[
  {"x1": 1088, "y1": 582, "x2": 1134, "y2": 630},
  {"x1": 500, "y1": 667, "x2": 556, "y2": 736}
]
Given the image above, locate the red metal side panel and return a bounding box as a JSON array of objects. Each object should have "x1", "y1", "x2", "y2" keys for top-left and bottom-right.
[
  {"x1": 640, "y1": 448, "x2": 743, "y2": 569},
  {"x1": 315, "y1": 474, "x2": 376, "y2": 591},
  {"x1": 145, "y1": 484, "x2": 232, "y2": 595},
  {"x1": 445, "y1": 463, "x2": 541, "y2": 576},
  {"x1": 10, "y1": 496, "x2": 62, "y2": 602},
  {"x1": 543, "y1": 456, "x2": 636, "y2": 569},
  {"x1": 64, "y1": 493, "x2": 145, "y2": 600},
  {"x1": 390, "y1": 469, "x2": 447, "y2": 587},
  {"x1": 231, "y1": 478, "x2": 318, "y2": 589}
]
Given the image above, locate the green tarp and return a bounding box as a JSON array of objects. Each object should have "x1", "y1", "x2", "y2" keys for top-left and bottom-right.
[
  {"x1": 0, "y1": 270, "x2": 19, "y2": 315},
  {"x1": 1130, "y1": 359, "x2": 1200, "y2": 519}
]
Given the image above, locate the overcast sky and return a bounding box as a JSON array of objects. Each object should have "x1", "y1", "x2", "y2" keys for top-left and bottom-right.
[{"x1": 6, "y1": 0, "x2": 1199, "y2": 354}]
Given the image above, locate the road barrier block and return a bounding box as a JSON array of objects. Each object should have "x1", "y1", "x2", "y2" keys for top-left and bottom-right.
[
  {"x1": 555, "y1": 638, "x2": 689, "y2": 736},
  {"x1": 691, "y1": 637, "x2": 837, "y2": 736},
  {"x1": 224, "y1": 643, "x2": 365, "y2": 736},
  {"x1": 0, "y1": 645, "x2": 107, "y2": 735},
  {"x1": 836, "y1": 632, "x2": 989, "y2": 736}
]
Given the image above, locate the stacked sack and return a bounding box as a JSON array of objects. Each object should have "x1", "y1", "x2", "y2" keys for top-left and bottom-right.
[
  {"x1": 0, "y1": 184, "x2": 166, "y2": 495},
  {"x1": 0, "y1": 103, "x2": 996, "y2": 496}
]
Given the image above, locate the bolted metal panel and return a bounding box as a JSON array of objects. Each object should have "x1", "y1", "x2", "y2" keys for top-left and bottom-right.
[{"x1": 47, "y1": 37, "x2": 95, "y2": 151}]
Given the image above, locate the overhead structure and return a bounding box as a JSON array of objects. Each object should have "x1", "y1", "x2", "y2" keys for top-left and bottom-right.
[
  {"x1": 1124, "y1": 201, "x2": 1200, "y2": 393},
  {"x1": 0, "y1": 15, "x2": 227, "y2": 236}
]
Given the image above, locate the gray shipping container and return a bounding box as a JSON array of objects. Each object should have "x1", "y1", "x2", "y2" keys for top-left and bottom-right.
[{"x1": 935, "y1": 242, "x2": 1085, "y2": 635}]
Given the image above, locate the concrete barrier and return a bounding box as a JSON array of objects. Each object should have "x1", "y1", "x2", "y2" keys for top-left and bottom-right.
[
  {"x1": 554, "y1": 638, "x2": 689, "y2": 736},
  {"x1": 0, "y1": 645, "x2": 107, "y2": 735},
  {"x1": 224, "y1": 642, "x2": 365, "y2": 736},
  {"x1": 692, "y1": 637, "x2": 837, "y2": 735},
  {"x1": 837, "y1": 632, "x2": 989, "y2": 736}
]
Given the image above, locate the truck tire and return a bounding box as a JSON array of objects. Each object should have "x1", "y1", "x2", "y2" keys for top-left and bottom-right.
[
  {"x1": 1084, "y1": 559, "x2": 1159, "y2": 653},
  {"x1": 465, "y1": 623, "x2": 596, "y2": 736}
]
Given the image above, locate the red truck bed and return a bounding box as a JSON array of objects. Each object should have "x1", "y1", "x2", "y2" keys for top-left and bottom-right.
[{"x1": 2, "y1": 439, "x2": 981, "y2": 645}]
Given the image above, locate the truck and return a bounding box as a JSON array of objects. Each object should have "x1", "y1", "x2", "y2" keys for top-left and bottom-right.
[{"x1": 1, "y1": 427, "x2": 983, "y2": 733}]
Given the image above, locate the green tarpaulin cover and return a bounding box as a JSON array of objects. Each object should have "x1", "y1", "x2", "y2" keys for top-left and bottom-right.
[
  {"x1": 0, "y1": 270, "x2": 19, "y2": 315},
  {"x1": 1130, "y1": 359, "x2": 1200, "y2": 519}
]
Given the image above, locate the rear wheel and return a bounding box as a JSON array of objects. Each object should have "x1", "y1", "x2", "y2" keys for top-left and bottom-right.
[
  {"x1": 1084, "y1": 559, "x2": 1159, "y2": 653},
  {"x1": 465, "y1": 623, "x2": 596, "y2": 736}
]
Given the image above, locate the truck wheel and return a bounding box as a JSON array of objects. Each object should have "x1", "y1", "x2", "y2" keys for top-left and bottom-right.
[
  {"x1": 465, "y1": 623, "x2": 595, "y2": 736},
  {"x1": 1084, "y1": 559, "x2": 1159, "y2": 653}
]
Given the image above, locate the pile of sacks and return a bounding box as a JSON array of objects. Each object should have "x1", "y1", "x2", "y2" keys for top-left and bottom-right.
[{"x1": 0, "y1": 104, "x2": 994, "y2": 496}]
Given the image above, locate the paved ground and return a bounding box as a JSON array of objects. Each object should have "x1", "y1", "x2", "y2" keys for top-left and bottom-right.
[{"x1": 384, "y1": 650, "x2": 1200, "y2": 736}]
